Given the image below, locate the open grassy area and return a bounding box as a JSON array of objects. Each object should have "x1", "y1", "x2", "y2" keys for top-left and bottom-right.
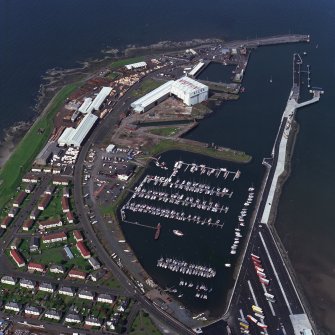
[
  {"x1": 106, "y1": 72, "x2": 120, "y2": 81},
  {"x1": 145, "y1": 139, "x2": 252, "y2": 163},
  {"x1": 38, "y1": 189, "x2": 63, "y2": 221},
  {"x1": 129, "y1": 310, "x2": 161, "y2": 335},
  {"x1": 31, "y1": 247, "x2": 65, "y2": 265},
  {"x1": 110, "y1": 56, "x2": 145, "y2": 70},
  {"x1": 98, "y1": 272, "x2": 122, "y2": 289},
  {"x1": 0, "y1": 82, "x2": 81, "y2": 210},
  {"x1": 132, "y1": 79, "x2": 163, "y2": 98},
  {"x1": 148, "y1": 127, "x2": 179, "y2": 137}
]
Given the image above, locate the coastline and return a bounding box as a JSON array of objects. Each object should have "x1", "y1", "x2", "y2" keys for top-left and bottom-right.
[{"x1": 0, "y1": 37, "x2": 223, "y2": 170}]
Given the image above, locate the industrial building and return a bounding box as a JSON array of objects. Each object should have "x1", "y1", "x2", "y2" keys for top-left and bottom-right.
[
  {"x1": 78, "y1": 87, "x2": 112, "y2": 114},
  {"x1": 131, "y1": 80, "x2": 174, "y2": 113},
  {"x1": 171, "y1": 77, "x2": 208, "y2": 106},
  {"x1": 58, "y1": 113, "x2": 98, "y2": 147},
  {"x1": 125, "y1": 61, "x2": 147, "y2": 70},
  {"x1": 131, "y1": 76, "x2": 208, "y2": 113}
]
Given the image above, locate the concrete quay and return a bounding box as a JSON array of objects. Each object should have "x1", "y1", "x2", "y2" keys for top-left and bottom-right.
[
  {"x1": 204, "y1": 53, "x2": 322, "y2": 335},
  {"x1": 222, "y1": 34, "x2": 310, "y2": 49}
]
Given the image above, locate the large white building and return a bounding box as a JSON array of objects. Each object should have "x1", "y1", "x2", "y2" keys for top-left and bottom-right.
[
  {"x1": 78, "y1": 87, "x2": 112, "y2": 114},
  {"x1": 58, "y1": 113, "x2": 98, "y2": 147},
  {"x1": 131, "y1": 76, "x2": 208, "y2": 113},
  {"x1": 171, "y1": 77, "x2": 208, "y2": 106}
]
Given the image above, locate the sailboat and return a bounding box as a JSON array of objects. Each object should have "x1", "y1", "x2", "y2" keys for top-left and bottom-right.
[{"x1": 269, "y1": 76, "x2": 273, "y2": 83}]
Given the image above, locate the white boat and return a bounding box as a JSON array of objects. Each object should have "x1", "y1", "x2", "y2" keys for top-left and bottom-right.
[
  {"x1": 225, "y1": 263, "x2": 231, "y2": 268},
  {"x1": 173, "y1": 230, "x2": 184, "y2": 237}
]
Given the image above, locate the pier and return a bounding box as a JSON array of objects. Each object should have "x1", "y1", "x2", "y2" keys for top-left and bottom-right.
[
  {"x1": 222, "y1": 34, "x2": 310, "y2": 49},
  {"x1": 261, "y1": 53, "x2": 322, "y2": 225}
]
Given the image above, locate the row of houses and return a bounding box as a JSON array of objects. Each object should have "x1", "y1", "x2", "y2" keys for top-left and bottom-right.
[
  {"x1": 31, "y1": 166, "x2": 61, "y2": 174},
  {"x1": 1, "y1": 275, "x2": 116, "y2": 303},
  {"x1": 1, "y1": 186, "x2": 32, "y2": 229},
  {"x1": 22, "y1": 173, "x2": 70, "y2": 186},
  {"x1": 3, "y1": 302, "x2": 113, "y2": 328}
]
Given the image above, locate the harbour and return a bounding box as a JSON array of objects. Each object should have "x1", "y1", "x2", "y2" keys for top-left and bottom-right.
[
  {"x1": 0, "y1": 1, "x2": 334, "y2": 333},
  {"x1": 119, "y1": 149, "x2": 260, "y2": 315}
]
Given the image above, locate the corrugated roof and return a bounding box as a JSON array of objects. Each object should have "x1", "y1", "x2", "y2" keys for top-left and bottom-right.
[
  {"x1": 91, "y1": 87, "x2": 112, "y2": 111},
  {"x1": 78, "y1": 97, "x2": 93, "y2": 114},
  {"x1": 58, "y1": 113, "x2": 98, "y2": 147},
  {"x1": 131, "y1": 81, "x2": 174, "y2": 112}
]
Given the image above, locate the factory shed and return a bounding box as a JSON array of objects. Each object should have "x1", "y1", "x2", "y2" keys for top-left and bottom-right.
[
  {"x1": 91, "y1": 87, "x2": 112, "y2": 111},
  {"x1": 131, "y1": 80, "x2": 174, "y2": 113},
  {"x1": 171, "y1": 76, "x2": 208, "y2": 106},
  {"x1": 58, "y1": 113, "x2": 98, "y2": 147},
  {"x1": 78, "y1": 97, "x2": 93, "y2": 114},
  {"x1": 125, "y1": 61, "x2": 147, "y2": 70},
  {"x1": 58, "y1": 128, "x2": 73, "y2": 147},
  {"x1": 131, "y1": 76, "x2": 208, "y2": 113}
]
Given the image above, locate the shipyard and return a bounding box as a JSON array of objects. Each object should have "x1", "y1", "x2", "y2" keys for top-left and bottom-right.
[{"x1": 0, "y1": 33, "x2": 323, "y2": 335}]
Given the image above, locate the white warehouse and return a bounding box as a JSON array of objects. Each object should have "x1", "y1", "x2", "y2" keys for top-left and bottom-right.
[
  {"x1": 78, "y1": 86, "x2": 112, "y2": 114},
  {"x1": 58, "y1": 113, "x2": 98, "y2": 147},
  {"x1": 171, "y1": 77, "x2": 208, "y2": 106},
  {"x1": 131, "y1": 76, "x2": 208, "y2": 113}
]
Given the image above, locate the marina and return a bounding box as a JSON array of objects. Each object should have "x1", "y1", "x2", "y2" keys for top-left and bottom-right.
[{"x1": 120, "y1": 150, "x2": 259, "y2": 312}]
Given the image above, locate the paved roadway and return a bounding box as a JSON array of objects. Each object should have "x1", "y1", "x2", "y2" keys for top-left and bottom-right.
[{"x1": 73, "y1": 83, "x2": 195, "y2": 335}]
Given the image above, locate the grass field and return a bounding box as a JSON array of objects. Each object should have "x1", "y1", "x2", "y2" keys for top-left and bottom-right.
[
  {"x1": 38, "y1": 189, "x2": 63, "y2": 221},
  {"x1": 145, "y1": 139, "x2": 252, "y2": 163},
  {"x1": 129, "y1": 310, "x2": 161, "y2": 335},
  {"x1": 132, "y1": 79, "x2": 163, "y2": 98},
  {"x1": 148, "y1": 127, "x2": 179, "y2": 137},
  {"x1": 0, "y1": 82, "x2": 81, "y2": 210},
  {"x1": 110, "y1": 56, "x2": 145, "y2": 70},
  {"x1": 32, "y1": 247, "x2": 65, "y2": 265}
]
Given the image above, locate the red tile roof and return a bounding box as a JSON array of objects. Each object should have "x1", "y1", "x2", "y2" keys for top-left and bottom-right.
[
  {"x1": 23, "y1": 219, "x2": 34, "y2": 230},
  {"x1": 73, "y1": 230, "x2": 83, "y2": 242},
  {"x1": 76, "y1": 241, "x2": 91, "y2": 258},
  {"x1": 68, "y1": 269, "x2": 86, "y2": 279},
  {"x1": 42, "y1": 231, "x2": 67, "y2": 242},
  {"x1": 1, "y1": 216, "x2": 13, "y2": 228},
  {"x1": 13, "y1": 191, "x2": 27, "y2": 206},
  {"x1": 61, "y1": 196, "x2": 69, "y2": 212},
  {"x1": 10, "y1": 249, "x2": 25, "y2": 266},
  {"x1": 28, "y1": 262, "x2": 45, "y2": 271}
]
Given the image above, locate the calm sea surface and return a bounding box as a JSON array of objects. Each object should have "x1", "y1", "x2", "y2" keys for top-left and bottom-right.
[{"x1": 1, "y1": 0, "x2": 335, "y2": 333}]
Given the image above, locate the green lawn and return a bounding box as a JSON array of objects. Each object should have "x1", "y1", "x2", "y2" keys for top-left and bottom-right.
[
  {"x1": 110, "y1": 56, "x2": 145, "y2": 70},
  {"x1": 98, "y1": 272, "x2": 122, "y2": 289},
  {"x1": 0, "y1": 82, "x2": 81, "y2": 210},
  {"x1": 129, "y1": 310, "x2": 161, "y2": 335},
  {"x1": 144, "y1": 139, "x2": 252, "y2": 163},
  {"x1": 132, "y1": 79, "x2": 163, "y2": 98},
  {"x1": 38, "y1": 188, "x2": 63, "y2": 221},
  {"x1": 148, "y1": 127, "x2": 179, "y2": 137},
  {"x1": 31, "y1": 247, "x2": 65, "y2": 265},
  {"x1": 106, "y1": 72, "x2": 120, "y2": 81}
]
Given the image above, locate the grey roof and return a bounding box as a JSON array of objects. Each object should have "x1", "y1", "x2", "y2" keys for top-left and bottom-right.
[
  {"x1": 19, "y1": 279, "x2": 35, "y2": 286},
  {"x1": 78, "y1": 289, "x2": 94, "y2": 297}
]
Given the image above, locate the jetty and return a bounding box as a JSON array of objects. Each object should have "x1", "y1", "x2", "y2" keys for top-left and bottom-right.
[{"x1": 261, "y1": 53, "x2": 322, "y2": 224}]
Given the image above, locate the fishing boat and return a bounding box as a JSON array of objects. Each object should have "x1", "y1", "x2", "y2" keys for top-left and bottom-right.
[{"x1": 173, "y1": 229, "x2": 184, "y2": 237}]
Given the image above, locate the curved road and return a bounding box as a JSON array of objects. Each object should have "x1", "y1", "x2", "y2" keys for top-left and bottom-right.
[{"x1": 73, "y1": 90, "x2": 195, "y2": 335}]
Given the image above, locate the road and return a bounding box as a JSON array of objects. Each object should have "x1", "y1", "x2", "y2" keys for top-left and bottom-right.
[{"x1": 73, "y1": 87, "x2": 195, "y2": 335}]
